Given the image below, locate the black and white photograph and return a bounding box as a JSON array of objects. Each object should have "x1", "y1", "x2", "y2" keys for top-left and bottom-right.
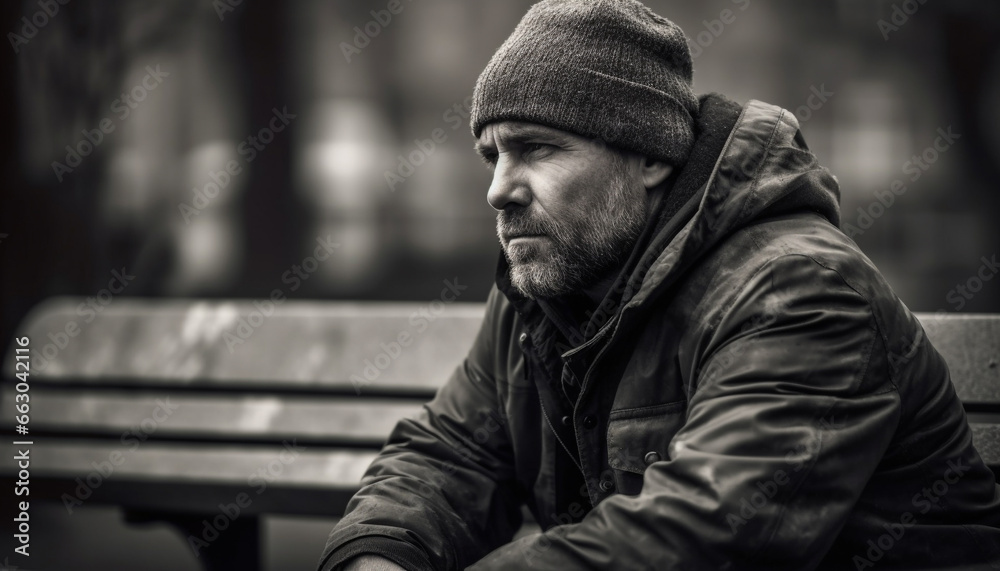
[{"x1": 1, "y1": 0, "x2": 999, "y2": 569}]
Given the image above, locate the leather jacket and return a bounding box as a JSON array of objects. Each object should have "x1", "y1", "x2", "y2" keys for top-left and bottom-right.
[{"x1": 320, "y1": 95, "x2": 1000, "y2": 570}]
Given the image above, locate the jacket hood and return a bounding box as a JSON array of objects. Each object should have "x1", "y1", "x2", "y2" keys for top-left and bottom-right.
[
  {"x1": 625, "y1": 95, "x2": 841, "y2": 309},
  {"x1": 496, "y1": 94, "x2": 841, "y2": 350}
]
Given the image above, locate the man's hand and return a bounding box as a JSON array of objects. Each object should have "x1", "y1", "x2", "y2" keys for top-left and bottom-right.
[{"x1": 340, "y1": 554, "x2": 407, "y2": 571}]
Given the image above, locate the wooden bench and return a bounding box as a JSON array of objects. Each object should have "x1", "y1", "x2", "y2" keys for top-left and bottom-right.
[
  {"x1": 2, "y1": 299, "x2": 999, "y2": 570},
  {"x1": 0, "y1": 298, "x2": 483, "y2": 570}
]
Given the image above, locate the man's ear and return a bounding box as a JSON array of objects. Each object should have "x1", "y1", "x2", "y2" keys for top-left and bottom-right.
[{"x1": 639, "y1": 157, "x2": 674, "y2": 189}]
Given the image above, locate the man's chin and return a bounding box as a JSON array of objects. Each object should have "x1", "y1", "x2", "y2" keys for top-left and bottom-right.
[
  {"x1": 508, "y1": 261, "x2": 570, "y2": 299},
  {"x1": 503, "y1": 237, "x2": 550, "y2": 261}
]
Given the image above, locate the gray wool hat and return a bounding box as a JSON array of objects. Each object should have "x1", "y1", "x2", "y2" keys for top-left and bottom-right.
[{"x1": 470, "y1": 0, "x2": 699, "y2": 166}]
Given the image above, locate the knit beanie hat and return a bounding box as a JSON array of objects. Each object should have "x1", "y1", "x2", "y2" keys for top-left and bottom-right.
[{"x1": 471, "y1": 0, "x2": 698, "y2": 166}]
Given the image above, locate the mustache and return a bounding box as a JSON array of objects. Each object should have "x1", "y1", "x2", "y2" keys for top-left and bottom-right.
[{"x1": 497, "y1": 208, "x2": 557, "y2": 242}]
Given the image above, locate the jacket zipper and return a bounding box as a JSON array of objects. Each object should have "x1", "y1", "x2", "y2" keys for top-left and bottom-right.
[
  {"x1": 577, "y1": 315, "x2": 621, "y2": 403},
  {"x1": 539, "y1": 397, "x2": 584, "y2": 473}
]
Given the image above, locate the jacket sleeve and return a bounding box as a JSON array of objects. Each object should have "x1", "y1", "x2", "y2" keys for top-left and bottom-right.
[
  {"x1": 318, "y1": 287, "x2": 523, "y2": 571},
  {"x1": 470, "y1": 254, "x2": 901, "y2": 570}
]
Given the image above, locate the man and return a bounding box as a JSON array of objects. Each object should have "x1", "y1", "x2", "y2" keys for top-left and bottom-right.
[{"x1": 320, "y1": 1, "x2": 1000, "y2": 569}]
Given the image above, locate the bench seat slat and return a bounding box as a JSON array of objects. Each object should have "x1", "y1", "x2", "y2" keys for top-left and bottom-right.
[
  {"x1": 1, "y1": 386, "x2": 423, "y2": 443},
  {"x1": 0, "y1": 440, "x2": 377, "y2": 488},
  {"x1": 3, "y1": 425, "x2": 997, "y2": 491},
  {"x1": 0, "y1": 440, "x2": 377, "y2": 516}
]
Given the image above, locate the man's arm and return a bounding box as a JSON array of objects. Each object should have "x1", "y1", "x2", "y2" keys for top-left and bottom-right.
[
  {"x1": 471, "y1": 254, "x2": 901, "y2": 570},
  {"x1": 318, "y1": 287, "x2": 523, "y2": 571}
]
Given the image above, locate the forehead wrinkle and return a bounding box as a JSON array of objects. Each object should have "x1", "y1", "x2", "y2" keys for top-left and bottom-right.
[{"x1": 500, "y1": 122, "x2": 566, "y2": 142}]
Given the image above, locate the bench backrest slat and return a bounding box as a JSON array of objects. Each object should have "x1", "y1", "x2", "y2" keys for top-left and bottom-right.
[
  {"x1": 7, "y1": 302, "x2": 997, "y2": 406},
  {"x1": 917, "y1": 314, "x2": 1000, "y2": 407},
  {"x1": 6, "y1": 298, "x2": 482, "y2": 392}
]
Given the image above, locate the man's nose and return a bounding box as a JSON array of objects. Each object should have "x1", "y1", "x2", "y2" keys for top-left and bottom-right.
[{"x1": 486, "y1": 158, "x2": 531, "y2": 211}]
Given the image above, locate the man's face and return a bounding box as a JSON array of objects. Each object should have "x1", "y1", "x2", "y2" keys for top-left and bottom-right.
[{"x1": 476, "y1": 121, "x2": 649, "y2": 299}]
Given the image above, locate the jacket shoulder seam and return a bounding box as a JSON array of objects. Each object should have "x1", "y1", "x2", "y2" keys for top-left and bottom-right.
[{"x1": 737, "y1": 106, "x2": 787, "y2": 224}]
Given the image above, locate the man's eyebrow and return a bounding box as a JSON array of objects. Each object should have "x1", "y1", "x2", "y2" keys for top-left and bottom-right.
[{"x1": 475, "y1": 125, "x2": 566, "y2": 156}]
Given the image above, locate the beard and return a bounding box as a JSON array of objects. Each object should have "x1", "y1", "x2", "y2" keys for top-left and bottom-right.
[{"x1": 497, "y1": 158, "x2": 648, "y2": 299}]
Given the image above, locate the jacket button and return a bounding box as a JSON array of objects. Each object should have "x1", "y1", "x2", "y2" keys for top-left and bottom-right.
[
  {"x1": 644, "y1": 451, "x2": 661, "y2": 465},
  {"x1": 560, "y1": 415, "x2": 571, "y2": 427},
  {"x1": 599, "y1": 479, "x2": 615, "y2": 492},
  {"x1": 582, "y1": 415, "x2": 597, "y2": 429},
  {"x1": 518, "y1": 332, "x2": 528, "y2": 347}
]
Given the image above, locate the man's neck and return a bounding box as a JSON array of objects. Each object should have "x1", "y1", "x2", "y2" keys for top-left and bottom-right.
[{"x1": 581, "y1": 273, "x2": 618, "y2": 306}]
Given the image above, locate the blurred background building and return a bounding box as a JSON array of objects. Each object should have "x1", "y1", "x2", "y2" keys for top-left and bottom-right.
[{"x1": 1, "y1": 0, "x2": 998, "y2": 569}]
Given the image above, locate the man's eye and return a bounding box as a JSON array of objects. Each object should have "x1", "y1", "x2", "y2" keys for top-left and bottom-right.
[
  {"x1": 480, "y1": 152, "x2": 498, "y2": 168},
  {"x1": 523, "y1": 143, "x2": 551, "y2": 157}
]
